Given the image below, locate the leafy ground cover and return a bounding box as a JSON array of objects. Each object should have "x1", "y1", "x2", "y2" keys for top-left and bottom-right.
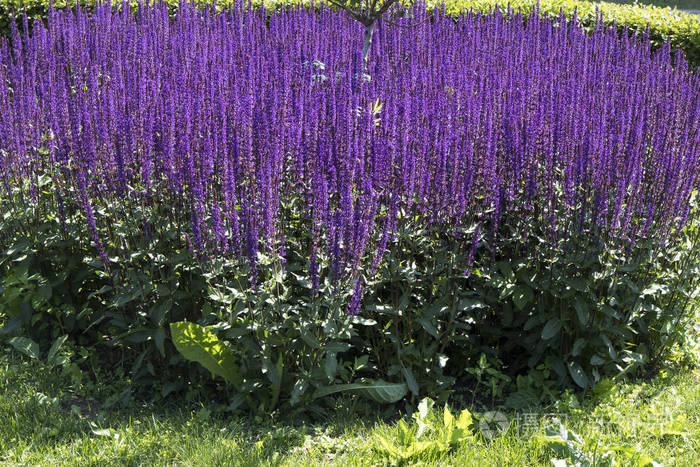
[{"x1": 0, "y1": 346, "x2": 698, "y2": 466}]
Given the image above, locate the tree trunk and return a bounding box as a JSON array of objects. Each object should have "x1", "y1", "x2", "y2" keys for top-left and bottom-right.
[{"x1": 361, "y1": 21, "x2": 376, "y2": 73}]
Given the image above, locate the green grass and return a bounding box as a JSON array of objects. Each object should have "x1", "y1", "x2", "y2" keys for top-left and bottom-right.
[{"x1": 0, "y1": 347, "x2": 698, "y2": 466}]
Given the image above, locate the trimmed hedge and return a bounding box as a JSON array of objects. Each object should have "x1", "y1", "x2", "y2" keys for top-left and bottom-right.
[
  {"x1": 440, "y1": 0, "x2": 700, "y2": 67},
  {"x1": 1, "y1": 0, "x2": 699, "y2": 66}
]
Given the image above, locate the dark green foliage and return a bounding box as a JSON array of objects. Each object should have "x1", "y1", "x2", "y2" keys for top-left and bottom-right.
[{"x1": 1, "y1": 171, "x2": 698, "y2": 413}]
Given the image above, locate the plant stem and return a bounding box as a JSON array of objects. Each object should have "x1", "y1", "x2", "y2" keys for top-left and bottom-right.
[{"x1": 361, "y1": 21, "x2": 376, "y2": 73}]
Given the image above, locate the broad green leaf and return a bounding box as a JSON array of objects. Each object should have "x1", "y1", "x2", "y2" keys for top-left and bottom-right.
[
  {"x1": 600, "y1": 334, "x2": 616, "y2": 360},
  {"x1": 169, "y1": 322, "x2": 240, "y2": 388},
  {"x1": 290, "y1": 379, "x2": 308, "y2": 407},
  {"x1": 90, "y1": 427, "x2": 119, "y2": 439},
  {"x1": 417, "y1": 398, "x2": 435, "y2": 422},
  {"x1": 548, "y1": 356, "x2": 567, "y2": 378},
  {"x1": 313, "y1": 380, "x2": 408, "y2": 404},
  {"x1": 443, "y1": 405, "x2": 454, "y2": 429},
  {"x1": 0, "y1": 318, "x2": 23, "y2": 335},
  {"x1": 568, "y1": 362, "x2": 590, "y2": 388},
  {"x1": 417, "y1": 317, "x2": 439, "y2": 338},
  {"x1": 153, "y1": 327, "x2": 166, "y2": 357},
  {"x1": 449, "y1": 427, "x2": 472, "y2": 445},
  {"x1": 38, "y1": 282, "x2": 52, "y2": 301},
  {"x1": 396, "y1": 419, "x2": 412, "y2": 444},
  {"x1": 47, "y1": 334, "x2": 68, "y2": 365},
  {"x1": 324, "y1": 352, "x2": 337, "y2": 381},
  {"x1": 350, "y1": 316, "x2": 377, "y2": 326},
  {"x1": 458, "y1": 298, "x2": 486, "y2": 312},
  {"x1": 354, "y1": 355, "x2": 369, "y2": 371},
  {"x1": 573, "y1": 298, "x2": 590, "y2": 325},
  {"x1": 505, "y1": 389, "x2": 540, "y2": 410},
  {"x1": 9, "y1": 336, "x2": 40, "y2": 359},
  {"x1": 326, "y1": 342, "x2": 352, "y2": 353},
  {"x1": 402, "y1": 367, "x2": 419, "y2": 397},
  {"x1": 405, "y1": 440, "x2": 438, "y2": 458},
  {"x1": 572, "y1": 338, "x2": 586, "y2": 357},
  {"x1": 523, "y1": 315, "x2": 541, "y2": 331},
  {"x1": 268, "y1": 355, "x2": 284, "y2": 409},
  {"x1": 512, "y1": 285, "x2": 534, "y2": 311},
  {"x1": 590, "y1": 354, "x2": 606, "y2": 366},
  {"x1": 496, "y1": 261, "x2": 514, "y2": 280},
  {"x1": 566, "y1": 277, "x2": 588, "y2": 292},
  {"x1": 299, "y1": 329, "x2": 320, "y2": 349},
  {"x1": 541, "y1": 318, "x2": 562, "y2": 340},
  {"x1": 498, "y1": 282, "x2": 516, "y2": 300},
  {"x1": 456, "y1": 408, "x2": 473, "y2": 430}
]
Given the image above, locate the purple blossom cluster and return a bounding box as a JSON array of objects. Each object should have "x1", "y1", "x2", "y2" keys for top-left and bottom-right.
[{"x1": 0, "y1": 3, "x2": 698, "y2": 291}]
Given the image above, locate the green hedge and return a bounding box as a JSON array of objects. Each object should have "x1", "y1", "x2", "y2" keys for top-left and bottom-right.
[
  {"x1": 439, "y1": 0, "x2": 700, "y2": 67},
  {"x1": 1, "y1": 0, "x2": 699, "y2": 65}
]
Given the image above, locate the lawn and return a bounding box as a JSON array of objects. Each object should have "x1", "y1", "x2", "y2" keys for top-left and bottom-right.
[{"x1": 1, "y1": 346, "x2": 698, "y2": 466}]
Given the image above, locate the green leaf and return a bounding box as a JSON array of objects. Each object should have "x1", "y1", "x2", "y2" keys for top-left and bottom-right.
[
  {"x1": 523, "y1": 315, "x2": 540, "y2": 331},
  {"x1": 499, "y1": 282, "x2": 516, "y2": 300},
  {"x1": 456, "y1": 408, "x2": 473, "y2": 430},
  {"x1": 590, "y1": 354, "x2": 606, "y2": 366},
  {"x1": 573, "y1": 298, "x2": 590, "y2": 326},
  {"x1": 266, "y1": 355, "x2": 284, "y2": 409},
  {"x1": 299, "y1": 329, "x2": 321, "y2": 349},
  {"x1": 351, "y1": 316, "x2": 377, "y2": 326},
  {"x1": 153, "y1": 327, "x2": 166, "y2": 357},
  {"x1": 169, "y1": 322, "x2": 240, "y2": 388},
  {"x1": 38, "y1": 282, "x2": 52, "y2": 301},
  {"x1": 443, "y1": 405, "x2": 455, "y2": 429},
  {"x1": 572, "y1": 338, "x2": 586, "y2": 357},
  {"x1": 417, "y1": 318, "x2": 439, "y2": 339},
  {"x1": 458, "y1": 298, "x2": 486, "y2": 312},
  {"x1": 568, "y1": 362, "x2": 590, "y2": 388},
  {"x1": 313, "y1": 380, "x2": 408, "y2": 403},
  {"x1": 566, "y1": 277, "x2": 588, "y2": 292},
  {"x1": 290, "y1": 379, "x2": 308, "y2": 407},
  {"x1": 47, "y1": 335, "x2": 68, "y2": 365},
  {"x1": 496, "y1": 261, "x2": 514, "y2": 280},
  {"x1": 402, "y1": 367, "x2": 419, "y2": 397},
  {"x1": 416, "y1": 397, "x2": 435, "y2": 423},
  {"x1": 513, "y1": 285, "x2": 534, "y2": 311},
  {"x1": 149, "y1": 300, "x2": 171, "y2": 326},
  {"x1": 541, "y1": 318, "x2": 562, "y2": 340},
  {"x1": 9, "y1": 336, "x2": 40, "y2": 359},
  {"x1": 505, "y1": 389, "x2": 540, "y2": 409},
  {"x1": 600, "y1": 334, "x2": 616, "y2": 360},
  {"x1": 548, "y1": 356, "x2": 567, "y2": 378},
  {"x1": 90, "y1": 427, "x2": 118, "y2": 439},
  {"x1": 326, "y1": 342, "x2": 352, "y2": 353},
  {"x1": 324, "y1": 352, "x2": 337, "y2": 381},
  {"x1": 0, "y1": 318, "x2": 24, "y2": 335},
  {"x1": 354, "y1": 355, "x2": 369, "y2": 371}
]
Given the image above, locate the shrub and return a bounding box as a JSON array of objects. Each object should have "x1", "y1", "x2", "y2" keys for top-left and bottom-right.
[
  {"x1": 0, "y1": 3, "x2": 698, "y2": 411},
  {"x1": 0, "y1": 0, "x2": 699, "y2": 66},
  {"x1": 439, "y1": 0, "x2": 700, "y2": 67}
]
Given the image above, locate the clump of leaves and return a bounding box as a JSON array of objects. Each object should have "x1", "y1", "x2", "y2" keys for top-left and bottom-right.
[
  {"x1": 169, "y1": 320, "x2": 408, "y2": 412},
  {"x1": 538, "y1": 423, "x2": 660, "y2": 467},
  {"x1": 373, "y1": 398, "x2": 475, "y2": 465}
]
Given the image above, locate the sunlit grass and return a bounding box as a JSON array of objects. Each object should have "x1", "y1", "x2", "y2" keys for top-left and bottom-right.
[{"x1": 1, "y1": 346, "x2": 697, "y2": 466}]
